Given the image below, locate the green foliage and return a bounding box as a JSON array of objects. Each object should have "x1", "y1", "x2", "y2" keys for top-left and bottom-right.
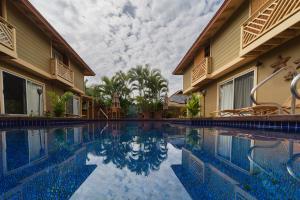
[
  {"x1": 48, "y1": 91, "x2": 73, "y2": 117},
  {"x1": 186, "y1": 94, "x2": 201, "y2": 118},
  {"x1": 87, "y1": 65, "x2": 169, "y2": 115}
]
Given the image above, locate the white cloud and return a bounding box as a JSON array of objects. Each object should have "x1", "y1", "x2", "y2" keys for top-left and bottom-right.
[{"x1": 29, "y1": 0, "x2": 223, "y2": 94}]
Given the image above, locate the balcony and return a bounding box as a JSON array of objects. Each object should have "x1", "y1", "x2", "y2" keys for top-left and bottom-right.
[
  {"x1": 0, "y1": 17, "x2": 17, "y2": 58},
  {"x1": 191, "y1": 57, "x2": 212, "y2": 86},
  {"x1": 241, "y1": 0, "x2": 300, "y2": 56},
  {"x1": 50, "y1": 58, "x2": 74, "y2": 86}
]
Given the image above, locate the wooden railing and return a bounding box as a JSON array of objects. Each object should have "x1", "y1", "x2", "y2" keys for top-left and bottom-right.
[
  {"x1": 51, "y1": 58, "x2": 74, "y2": 84},
  {"x1": 242, "y1": 0, "x2": 300, "y2": 48},
  {"x1": 191, "y1": 57, "x2": 211, "y2": 84},
  {"x1": 0, "y1": 17, "x2": 16, "y2": 51}
]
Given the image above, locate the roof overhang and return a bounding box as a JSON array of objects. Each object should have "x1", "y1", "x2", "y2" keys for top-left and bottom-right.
[
  {"x1": 173, "y1": 0, "x2": 244, "y2": 75},
  {"x1": 13, "y1": 0, "x2": 96, "y2": 76}
]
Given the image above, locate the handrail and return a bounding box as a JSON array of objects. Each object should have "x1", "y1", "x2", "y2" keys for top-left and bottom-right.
[
  {"x1": 250, "y1": 67, "x2": 285, "y2": 114},
  {"x1": 286, "y1": 153, "x2": 300, "y2": 182},
  {"x1": 291, "y1": 74, "x2": 300, "y2": 99},
  {"x1": 98, "y1": 107, "x2": 108, "y2": 120},
  {"x1": 290, "y1": 74, "x2": 300, "y2": 114}
]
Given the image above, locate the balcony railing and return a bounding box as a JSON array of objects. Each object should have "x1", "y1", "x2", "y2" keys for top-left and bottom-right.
[
  {"x1": 51, "y1": 58, "x2": 74, "y2": 85},
  {"x1": 0, "y1": 17, "x2": 16, "y2": 53},
  {"x1": 242, "y1": 0, "x2": 300, "y2": 49},
  {"x1": 191, "y1": 57, "x2": 211, "y2": 85}
]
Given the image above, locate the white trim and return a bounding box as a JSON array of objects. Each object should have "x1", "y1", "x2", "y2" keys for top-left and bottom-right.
[
  {"x1": 216, "y1": 67, "x2": 257, "y2": 111},
  {"x1": 0, "y1": 69, "x2": 46, "y2": 115}
]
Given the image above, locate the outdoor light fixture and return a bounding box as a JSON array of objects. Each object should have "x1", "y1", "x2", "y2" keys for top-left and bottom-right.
[{"x1": 37, "y1": 88, "x2": 43, "y2": 116}]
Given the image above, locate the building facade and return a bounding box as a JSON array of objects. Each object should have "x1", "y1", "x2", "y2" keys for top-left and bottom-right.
[
  {"x1": 0, "y1": 0, "x2": 95, "y2": 118},
  {"x1": 173, "y1": 0, "x2": 300, "y2": 117}
]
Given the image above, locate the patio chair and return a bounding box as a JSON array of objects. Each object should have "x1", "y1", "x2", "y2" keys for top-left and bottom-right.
[
  {"x1": 210, "y1": 107, "x2": 251, "y2": 117},
  {"x1": 245, "y1": 90, "x2": 300, "y2": 116},
  {"x1": 212, "y1": 93, "x2": 300, "y2": 117}
]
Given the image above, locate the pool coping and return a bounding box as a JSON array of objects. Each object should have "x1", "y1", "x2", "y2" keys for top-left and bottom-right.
[{"x1": 0, "y1": 115, "x2": 299, "y2": 133}]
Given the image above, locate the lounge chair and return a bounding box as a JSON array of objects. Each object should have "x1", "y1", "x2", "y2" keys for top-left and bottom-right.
[{"x1": 211, "y1": 93, "x2": 300, "y2": 117}]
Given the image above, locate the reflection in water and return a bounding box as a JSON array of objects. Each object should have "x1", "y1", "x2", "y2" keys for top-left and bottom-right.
[
  {"x1": 0, "y1": 122, "x2": 186, "y2": 200},
  {"x1": 0, "y1": 123, "x2": 299, "y2": 199},
  {"x1": 88, "y1": 123, "x2": 168, "y2": 176},
  {"x1": 172, "y1": 126, "x2": 300, "y2": 200}
]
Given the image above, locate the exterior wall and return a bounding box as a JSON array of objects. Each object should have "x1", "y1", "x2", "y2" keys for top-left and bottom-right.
[
  {"x1": 183, "y1": 65, "x2": 193, "y2": 92},
  {"x1": 0, "y1": 61, "x2": 81, "y2": 115},
  {"x1": 194, "y1": 49, "x2": 205, "y2": 66},
  {"x1": 6, "y1": 2, "x2": 51, "y2": 74},
  {"x1": 250, "y1": 0, "x2": 269, "y2": 14},
  {"x1": 210, "y1": 1, "x2": 249, "y2": 72},
  {"x1": 202, "y1": 35, "x2": 300, "y2": 117},
  {"x1": 5, "y1": 1, "x2": 87, "y2": 96},
  {"x1": 71, "y1": 61, "x2": 85, "y2": 91}
]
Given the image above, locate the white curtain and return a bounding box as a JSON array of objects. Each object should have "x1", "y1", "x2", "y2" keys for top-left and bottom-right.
[
  {"x1": 74, "y1": 127, "x2": 82, "y2": 144},
  {"x1": 217, "y1": 135, "x2": 232, "y2": 160},
  {"x1": 73, "y1": 98, "x2": 80, "y2": 116},
  {"x1": 219, "y1": 81, "x2": 234, "y2": 110},
  {"x1": 234, "y1": 72, "x2": 254, "y2": 109},
  {"x1": 28, "y1": 130, "x2": 46, "y2": 162},
  {"x1": 27, "y1": 81, "x2": 43, "y2": 116}
]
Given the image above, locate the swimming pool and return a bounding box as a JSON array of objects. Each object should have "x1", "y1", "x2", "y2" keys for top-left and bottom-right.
[{"x1": 0, "y1": 121, "x2": 299, "y2": 200}]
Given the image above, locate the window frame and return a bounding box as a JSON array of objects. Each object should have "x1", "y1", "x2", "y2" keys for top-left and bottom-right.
[
  {"x1": 0, "y1": 68, "x2": 46, "y2": 116},
  {"x1": 216, "y1": 67, "x2": 257, "y2": 111}
]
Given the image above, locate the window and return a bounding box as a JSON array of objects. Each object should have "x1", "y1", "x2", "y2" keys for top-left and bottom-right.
[
  {"x1": 53, "y1": 49, "x2": 69, "y2": 66},
  {"x1": 219, "y1": 71, "x2": 254, "y2": 110},
  {"x1": 204, "y1": 44, "x2": 210, "y2": 57},
  {"x1": 66, "y1": 96, "x2": 80, "y2": 116},
  {"x1": 2, "y1": 72, "x2": 44, "y2": 115}
]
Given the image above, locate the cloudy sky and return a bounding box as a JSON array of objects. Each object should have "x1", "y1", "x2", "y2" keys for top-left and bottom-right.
[{"x1": 29, "y1": 0, "x2": 223, "y2": 94}]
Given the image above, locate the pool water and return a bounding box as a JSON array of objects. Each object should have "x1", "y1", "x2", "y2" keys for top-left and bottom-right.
[{"x1": 0, "y1": 122, "x2": 299, "y2": 200}]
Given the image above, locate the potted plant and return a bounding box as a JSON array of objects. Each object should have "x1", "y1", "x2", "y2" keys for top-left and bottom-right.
[
  {"x1": 48, "y1": 91, "x2": 73, "y2": 117},
  {"x1": 186, "y1": 94, "x2": 201, "y2": 118}
]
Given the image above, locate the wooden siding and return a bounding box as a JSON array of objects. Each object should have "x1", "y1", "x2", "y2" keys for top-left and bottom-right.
[
  {"x1": 6, "y1": 2, "x2": 51, "y2": 74},
  {"x1": 183, "y1": 65, "x2": 192, "y2": 92},
  {"x1": 71, "y1": 61, "x2": 84, "y2": 91},
  {"x1": 251, "y1": 0, "x2": 269, "y2": 14},
  {"x1": 211, "y1": 2, "x2": 249, "y2": 72}
]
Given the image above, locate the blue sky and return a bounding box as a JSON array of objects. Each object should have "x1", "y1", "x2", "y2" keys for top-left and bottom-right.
[{"x1": 30, "y1": 0, "x2": 223, "y2": 94}]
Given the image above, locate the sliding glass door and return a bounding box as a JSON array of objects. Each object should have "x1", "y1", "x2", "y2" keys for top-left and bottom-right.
[
  {"x1": 219, "y1": 71, "x2": 254, "y2": 110},
  {"x1": 219, "y1": 81, "x2": 234, "y2": 110},
  {"x1": 2, "y1": 72, "x2": 44, "y2": 116},
  {"x1": 234, "y1": 72, "x2": 254, "y2": 109},
  {"x1": 66, "y1": 96, "x2": 80, "y2": 116},
  {"x1": 3, "y1": 72, "x2": 27, "y2": 114},
  {"x1": 27, "y1": 81, "x2": 44, "y2": 116}
]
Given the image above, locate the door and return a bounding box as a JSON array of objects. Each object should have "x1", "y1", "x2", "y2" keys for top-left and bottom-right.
[{"x1": 3, "y1": 72, "x2": 27, "y2": 114}]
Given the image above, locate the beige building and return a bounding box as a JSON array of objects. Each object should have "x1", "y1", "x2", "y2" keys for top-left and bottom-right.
[
  {"x1": 0, "y1": 0, "x2": 95, "y2": 118},
  {"x1": 173, "y1": 0, "x2": 300, "y2": 117}
]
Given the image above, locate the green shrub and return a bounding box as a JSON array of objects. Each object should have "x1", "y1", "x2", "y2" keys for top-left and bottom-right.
[
  {"x1": 48, "y1": 91, "x2": 73, "y2": 117},
  {"x1": 186, "y1": 94, "x2": 200, "y2": 118}
]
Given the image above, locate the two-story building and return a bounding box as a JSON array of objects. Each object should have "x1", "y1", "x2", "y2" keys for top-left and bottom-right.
[
  {"x1": 0, "y1": 0, "x2": 95, "y2": 118},
  {"x1": 173, "y1": 0, "x2": 300, "y2": 117}
]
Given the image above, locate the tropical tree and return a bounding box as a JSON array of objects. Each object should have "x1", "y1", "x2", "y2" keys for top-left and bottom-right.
[{"x1": 128, "y1": 65, "x2": 152, "y2": 96}]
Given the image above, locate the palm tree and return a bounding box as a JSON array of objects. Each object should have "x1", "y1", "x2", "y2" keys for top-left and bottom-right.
[
  {"x1": 128, "y1": 65, "x2": 150, "y2": 97},
  {"x1": 146, "y1": 69, "x2": 168, "y2": 101}
]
